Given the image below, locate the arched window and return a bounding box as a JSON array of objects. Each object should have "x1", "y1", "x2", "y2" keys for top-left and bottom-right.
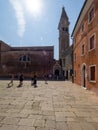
[{"x1": 19, "y1": 55, "x2": 30, "y2": 62}]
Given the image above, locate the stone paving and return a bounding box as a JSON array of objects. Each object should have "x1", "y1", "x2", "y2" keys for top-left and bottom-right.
[{"x1": 0, "y1": 80, "x2": 98, "y2": 130}]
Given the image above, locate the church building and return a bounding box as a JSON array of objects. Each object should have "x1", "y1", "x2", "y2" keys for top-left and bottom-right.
[
  {"x1": 0, "y1": 40, "x2": 54, "y2": 78},
  {"x1": 0, "y1": 7, "x2": 73, "y2": 80}
]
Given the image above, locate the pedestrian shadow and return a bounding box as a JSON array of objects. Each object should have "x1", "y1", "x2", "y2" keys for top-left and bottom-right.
[
  {"x1": 7, "y1": 84, "x2": 13, "y2": 88},
  {"x1": 17, "y1": 85, "x2": 23, "y2": 88}
]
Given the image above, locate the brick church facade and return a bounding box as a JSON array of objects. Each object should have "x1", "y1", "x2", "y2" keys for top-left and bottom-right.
[
  {"x1": 72, "y1": 0, "x2": 98, "y2": 89},
  {"x1": 0, "y1": 40, "x2": 54, "y2": 78}
]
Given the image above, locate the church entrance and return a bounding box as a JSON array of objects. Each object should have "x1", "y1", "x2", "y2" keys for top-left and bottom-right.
[
  {"x1": 53, "y1": 61, "x2": 61, "y2": 80},
  {"x1": 55, "y1": 69, "x2": 59, "y2": 80}
]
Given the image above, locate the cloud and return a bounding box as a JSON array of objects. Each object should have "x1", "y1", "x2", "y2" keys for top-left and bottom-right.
[{"x1": 9, "y1": 0, "x2": 26, "y2": 37}]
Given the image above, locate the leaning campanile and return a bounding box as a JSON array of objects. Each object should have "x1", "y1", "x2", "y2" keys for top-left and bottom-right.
[{"x1": 58, "y1": 7, "x2": 70, "y2": 61}]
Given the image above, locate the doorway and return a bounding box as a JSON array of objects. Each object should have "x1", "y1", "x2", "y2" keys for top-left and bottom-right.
[
  {"x1": 55, "y1": 69, "x2": 59, "y2": 80},
  {"x1": 81, "y1": 64, "x2": 86, "y2": 88}
]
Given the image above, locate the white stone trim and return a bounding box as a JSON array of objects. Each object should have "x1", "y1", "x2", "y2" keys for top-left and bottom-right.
[
  {"x1": 88, "y1": 33, "x2": 96, "y2": 52},
  {"x1": 88, "y1": 4, "x2": 95, "y2": 24}
]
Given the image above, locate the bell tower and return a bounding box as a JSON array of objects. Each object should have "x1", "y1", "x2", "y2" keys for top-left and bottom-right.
[{"x1": 58, "y1": 7, "x2": 70, "y2": 59}]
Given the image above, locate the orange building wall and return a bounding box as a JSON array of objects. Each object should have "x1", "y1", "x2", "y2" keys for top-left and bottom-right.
[{"x1": 73, "y1": 0, "x2": 98, "y2": 89}]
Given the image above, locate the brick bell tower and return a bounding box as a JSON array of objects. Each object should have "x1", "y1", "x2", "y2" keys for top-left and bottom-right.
[{"x1": 58, "y1": 7, "x2": 70, "y2": 61}]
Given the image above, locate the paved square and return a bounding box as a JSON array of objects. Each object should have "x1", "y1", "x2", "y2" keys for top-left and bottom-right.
[{"x1": 0, "y1": 80, "x2": 98, "y2": 130}]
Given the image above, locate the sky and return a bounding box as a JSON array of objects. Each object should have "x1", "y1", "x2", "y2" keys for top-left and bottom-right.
[{"x1": 0, "y1": 0, "x2": 85, "y2": 60}]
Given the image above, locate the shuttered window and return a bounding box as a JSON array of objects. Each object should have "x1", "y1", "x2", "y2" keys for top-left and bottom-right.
[
  {"x1": 89, "y1": 34, "x2": 95, "y2": 51},
  {"x1": 89, "y1": 65, "x2": 96, "y2": 82},
  {"x1": 81, "y1": 44, "x2": 84, "y2": 55},
  {"x1": 88, "y1": 7, "x2": 95, "y2": 23}
]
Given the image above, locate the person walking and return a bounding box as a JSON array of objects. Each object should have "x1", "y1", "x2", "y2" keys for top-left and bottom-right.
[
  {"x1": 31, "y1": 75, "x2": 34, "y2": 86},
  {"x1": 17, "y1": 73, "x2": 24, "y2": 87},
  {"x1": 7, "y1": 74, "x2": 14, "y2": 88},
  {"x1": 44, "y1": 74, "x2": 48, "y2": 84},
  {"x1": 33, "y1": 74, "x2": 37, "y2": 88}
]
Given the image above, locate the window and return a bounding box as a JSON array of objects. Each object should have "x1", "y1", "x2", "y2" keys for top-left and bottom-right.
[
  {"x1": 19, "y1": 55, "x2": 30, "y2": 62},
  {"x1": 88, "y1": 6, "x2": 95, "y2": 23},
  {"x1": 89, "y1": 65, "x2": 96, "y2": 82},
  {"x1": 62, "y1": 27, "x2": 68, "y2": 33},
  {"x1": 81, "y1": 23, "x2": 84, "y2": 32},
  {"x1": 89, "y1": 34, "x2": 95, "y2": 50},
  {"x1": 81, "y1": 44, "x2": 85, "y2": 55},
  {"x1": 62, "y1": 27, "x2": 65, "y2": 31},
  {"x1": 23, "y1": 55, "x2": 26, "y2": 61},
  {"x1": 65, "y1": 27, "x2": 68, "y2": 33}
]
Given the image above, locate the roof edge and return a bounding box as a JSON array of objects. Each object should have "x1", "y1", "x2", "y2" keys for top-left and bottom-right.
[{"x1": 71, "y1": 0, "x2": 87, "y2": 37}]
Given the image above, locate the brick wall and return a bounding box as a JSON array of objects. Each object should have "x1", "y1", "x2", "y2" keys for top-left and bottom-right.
[
  {"x1": 0, "y1": 42, "x2": 54, "y2": 78},
  {"x1": 73, "y1": 0, "x2": 98, "y2": 89}
]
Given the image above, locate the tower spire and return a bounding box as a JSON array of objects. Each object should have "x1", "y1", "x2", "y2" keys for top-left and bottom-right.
[
  {"x1": 58, "y1": 6, "x2": 69, "y2": 30},
  {"x1": 62, "y1": 6, "x2": 68, "y2": 20}
]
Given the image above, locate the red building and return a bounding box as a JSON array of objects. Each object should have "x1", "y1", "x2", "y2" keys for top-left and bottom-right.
[
  {"x1": 0, "y1": 40, "x2": 54, "y2": 78},
  {"x1": 71, "y1": 0, "x2": 98, "y2": 90}
]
